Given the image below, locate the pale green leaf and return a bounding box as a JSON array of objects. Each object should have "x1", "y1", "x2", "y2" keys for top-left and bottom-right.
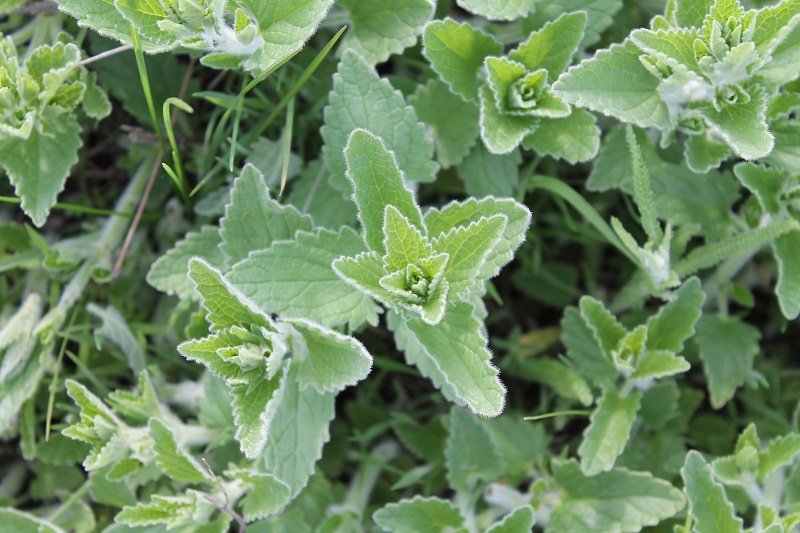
[
  {"x1": 229, "y1": 369, "x2": 288, "y2": 459},
  {"x1": 409, "y1": 78, "x2": 480, "y2": 168},
  {"x1": 446, "y1": 407, "x2": 505, "y2": 492},
  {"x1": 733, "y1": 162, "x2": 785, "y2": 216},
  {"x1": 0, "y1": 294, "x2": 41, "y2": 384},
  {"x1": 548, "y1": 459, "x2": 685, "y2": 533},
  {"x1": 521, "y1": 108, "x2": 601, "y2": 163},
  {"x1": 486, "y1": 506, "x2": 536, "y2": 533},
  {"x1": 113, "y1": 0, "x2": 174, "y2": 50},
  {"x1": 521, "y1": 0, "x2": 624, "y2": 47},
  {"x1": 752, "y1": 1, "x2": 800, "y2": 58},
  {"x1": 773, "y1": 230, "x2": 800, "y2": 320},
  {"x1": 645, "y1": 277, "x2": 705, "y2": 353},
  {"x1": 220, "y1": 164, "x2": 313, "y2": 267},
  {"x1": 629, "y1": 27, "x2": 701, "y2": 72},
  {"x1": 373, "y1": 497, "x2": 466, "y2": 533},
  {"x1": 82, "y1": 72, "x2": 112, "y2": 119},
  {"x1": 244, "y1": 137, "x2": 301, "y2": 189},
  {"x1": 344, "y1": 129, "x2": 425, "y2": 253},
  {"x1": 177, "y1": 330, "x2": 251, "y2": 382},
  {"x1": 682, "y1": 450, "x2": 744, "y2": 533},
  {"x1": 456, "y1": 0, "x2": 536, "y2": 21},
  {"x1": 479, "y1": 84, "x2": 539, "y2": 154},
  {"x1": 506, "y1": 357, "x2": 593, "y2": 405},
  {"x1": 338, "y1": 0, "x2": 435, "y2": 64},
  {"x1": 422, "y1": 18, "x2": 502, "y2": 102},
  {"x1": 0, "y1": 109, "x2": 81, "y2": 227},
  {"x1": 148, "y1": 419, "x2": 210, "y2": 484},
  {"x1": 485, "y1": 57, "x2": 570, "y2": 118},
  {"x1": 552, "y1": 40, "x2": 669, "y2": 129},
  {"x1": 402, "y1": 301, "x2": 505, "y2": 416},
  {"x1": 116, "y1": 493, "x2": 198, "y2": 529},
  {"x1": 561, "y1": 306, "x2": 618, "y2": 387},
  {"x1": 765, "y1": 116, "x2": 800, "y2": 171},
  {"x1": 0, "y1": 508, "x2": 65, "y2": 533},
  {"x1": 234, "y1": 471, "x2": 292, "y2": 521},
  {"x1": 382, "y1": 205, "x2": 434, "y2": 272},
  {"x1": 671, "y1": 0, "x2": 714, "y2": 28},
  {"x1": 286, "y1": 318, "x2": 372, "y2": 394},
  {"x1": 697, "y1": 84, "x2": 773, "y2": 160},
  {"x1": 579, "y1": 390, "x2": 642, "y2": 475},
  {"x1": 458, "y1": 144, "x2": 521, "y2": 198},
  {"x1": 322, "y1": 51, "x2": 437, "y2": 189},
  {"x1": 684, "y1": 132, "x2": 733, "y2": 174},
  {"x1": 754, "y1": 23, "x2": 800, "y2": 88},
  {"x1": 510, "y1": 11, "x2": 587, "y2": 76},
  {"x1": 332, "y1": 250, "x2": 396, "y2": 309},
  {"x1": 0, "y1": 347, "x2": 44, "y2": 436},
  {"x1": 631, "y1": 350, "x2": 690, "y2": 381},
  {"x1": 579, "y1": 297, "x2": 626, "y2": 357},
  {"x1": 695, "y1": 314, "x2": 761, "y2": 409},
  {"x1": 758, "y1": 433, "x2": 800, "y2": 480},
  {"x1": 86, "y1": 303, "x2": 146, "y2": 376},
  {"x1": 56, "y1": 0, "x2": 161, "y2": 52},
  {"x1": 229, "y1": 227, "x2": 382, "y2": 330},
  {"x1": 286, "y1": 161, "x2": 358, "y2": 230}
]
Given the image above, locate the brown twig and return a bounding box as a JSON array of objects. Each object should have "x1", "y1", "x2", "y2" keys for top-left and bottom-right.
[{"x1": 201, "y1": 458, "x2": 247, "y2": 533}]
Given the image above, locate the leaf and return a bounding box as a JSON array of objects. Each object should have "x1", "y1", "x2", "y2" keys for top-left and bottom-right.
[
  {"x1": 486, "y1": 506, "x2": 536, "y2": 533},
  {"x1": 338, "y1": 0, "x2": 435, "y2": 64},
  {"x1": 148, "y1": 419, "x2": 210, "y2": 484},
  {"x1": 422, "y1": 18, "x2": 502, "y2": 102},
  {"x1": 755, "y1": 23, "x2": 800, "y2": 88},
  {"x1": 695, "y1": 314, "x2": 761, "y2": 409},
  {"x1": 671, "y1": 0, "x2": 714, "y2": 28},
  {"x1": 455, "y1": 0, "x2": 536, "y2": 21},
  {"x1": 681, "y1": 450, "x2": 744, "y2": 533},
  {"x1": 233, "y1": 471, "x2": 292, "y2": 521},
  {"x1": 522, "y1": 108, "x2": 601, "y2": 163},
  {"x1": 758, "y1": 433, "x2": 800, "y2": 480},
  {"x1": 219, "y1": 164, "x2": 313, "y2": 266},
  {"x1": 521, "y1": 0, "x2": 624, "y2": 48},
  {"x1": 479, "y1": 84, "x2": 539, "y2": 154},
  {"x1": 0, "y1": 109, "x2": 81, "y2": 227},
  {"x1": 697, "y1": 84, "x2": 773, "y2": 160},
  {"x1": 56, "y1": 0, "x2": 158, "y2": 52},
  {"x1": 733, "y1": 162, "x2": 785, "y2": 216},
  {"x1": 0, "y1": 294, "x2": 42, "y2": 384},
  {"x1": 401, "y1": 301, "x2": 505, "y2": 416},
  {"x1": 146, "y1": 225, "x2": 226, "y2": 301},
  {"x1": 445, "y1": 407, "x2": 505, "y2": 492},
  {"x1": 86, "y1": 303, "x2": 146, "y2": 376},
  {"x1": 344, "y1": 129, "x2": 425, "y2": 253},
  {"x1": 552, "y1": 40, "x2": 669, "y2": 129},
  {"x1": 321, "y1": 51, "x2": 437, "y2": 189},
  {"x1": 579, "y1": 390, "x2": 642, "y2": 475},
  {"x1": 548, "y1": 459, "x2": 685, "y2": 533},
  {"x1": 509, "y1": 11, "x2": 587, "y2": 76},
  {"x1": 372, "y1": 497, "x2": 467, "y2": 533},
  {"x1": 684, "y1": 131, "x2": 733, "y2": 174},
  {"x1": 645, "y1": 277, "x2": 705, "y2": 353},
  {"x1": 773, "y1": 230, "x2": 800, "y2": 320},
  {"x1": 229, "y1": 369, "x2": 288, "y2": 459},
  {"x1": 382, "y1": 205, "x2": 434, "y2": 272},
  {"x1": 629, "y1": 27, "x2": 701, "y2": 72},
  {"x1": 630, "y1": 350, "x2": 691, "y2": 381},
  {"x1": 431, "y1": 214, "x2": 507, "y2": 299},
  {"x1": 286, "y1": 161, "x2": 358, "y2": 230},
  {"x1": 409, "y1": 78, "x2": 480, "y2": 168},
  {"x1": 229, "y1": 227, "x2": 382, "y2": 330},
  {"x1": 458, "y1": 144, "x2": 521, "y2": 198},
  {"x1": 579, "y1": 297, "x2": 626, "y2": 356},
  {"x1": 0, "y1": 508, "x2": 65, "y2": 533},
  {"x1": 286, "y1": 318, "x2": 372, "y2": 393},
  {"x1": 561, "y1": 306, "x2": 618, "y2": 387}
]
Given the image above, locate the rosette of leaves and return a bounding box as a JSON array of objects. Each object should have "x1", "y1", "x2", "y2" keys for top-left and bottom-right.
[
  {"x1": 553, "y1": 0, "x2": 800, "y2": 170},
  {"x1": 0, "y1": 35, "x2": 110, "y2": 226},
  {"x1": 423, "y1": 11, "x2": 601, "y2": 162},
  {"x1": 56, "y1": 0, "x2": 334, "y2": 71}
]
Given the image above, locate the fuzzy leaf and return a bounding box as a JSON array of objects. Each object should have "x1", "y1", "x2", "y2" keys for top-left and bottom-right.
[
  {"x1": 148, "y1": 419, "x2": 210, "y2": 484},
  {"x1": 697, "y1": 84, "x2": 773, "y2": 160},
  {"x1": 486, "y1": 506, "x2": 536, "y2": 533},
  {"x1": 510, "y1": 11, "x2": 587, "y2": 76},
  {"x1": 521, "y1": 0, "x2": 624, "y2": 47},
  {"x1": 733, "y1": 162, "x2": 785, "y2": 216},
  {"x1": 445, "y1": 407, "x2": 505, "y2": 492},
  {"x1": 682, "y1": 450, "x2": 744, "y2": 533},
  {"x1": 455, "y1": 0, "x2": 536, "y2": 21},
  {"x1": 233, "y1": 471, "x2": 292, "y2": 521},
  {"x1": 645, "y1": 277, "x2": 705, "y2": 353},
  {"x1": 86, "y1": 303, "x2": 146, "y2": 376},
  {"x1": 561, "y1": 307, "x2": 618, "y2": 387},
  {"x1": 372, "y1": 497, "x2": 467, "y2": 533},
  {"x1": 0, "y1": 508, "x2": 65, "y2": 533},
  {"x1": 56, "y1": 0, "x2": 155, "y2": 51},
  {"x1": 774, "y1": 231, "x2": 800, "y2": 320},
  {"x1": 631, "y1": 350, "x2": 690, "y2": 381},
  {"x1": 382, "y1": 205, "x2": 434, "y2": 272},
  {"x1": 229, "y1": 369, "x2": 288, "y2": 459},
  {"x1": 458, "y1": 144, "x2": 521, "y2": 198},
  {"x1": 522, "y1": 108, "x2": 601, "y2": 163},
  {"x1": 579, "y1": 390, "x2": 642, "y2": 475},
  {"x1": 579, "y1": 297, "x2": 626, "y2": 356},
  {"x1": 479, "y1": 84, "x2": 540, "y2": 154},
  {"x1": 758, "y1": 433, "x2": 800, "y2": 480},
  {"x1": 338, "y1": 0, "x2": 435, "y2": 64}
]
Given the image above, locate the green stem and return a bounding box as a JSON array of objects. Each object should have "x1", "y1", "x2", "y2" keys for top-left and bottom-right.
[{"x1": 344, "y1": 440, "x2": 399, "y2": 514}]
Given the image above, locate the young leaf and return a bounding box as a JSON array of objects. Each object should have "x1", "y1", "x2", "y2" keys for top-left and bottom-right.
[
  {"x1": 509, "y1": 11, "x2": 587, "y2": 76},
  {"x1": 561, "y1": 307, "x2": 619, "y2": 387},
  {"x1": 86, "y1": 303, "x2": 146, "y2": 376},
  {"x1": 773, "y1": 230, "x2": 800, "y2": 320},
  {"x1": 445, "y1": 407, "x2": 505, "y2": 492},
  {"x1": 579, "y1": 297, "x2": 627, "y2": 356},
  {"x1": 522, "y1": 0, "x2": 624, "y2": 48},
  {"x1": 148, "y1": 419, "x2": 210, "y2": 485},
  {"x1": 455, "y1": 0, "x2": 536, "y2": 21},
  {"x1": 486, "y1": 506, "x2": 536, "y2": 533},
  {"x1": 233, "y1": 471, "x2": 292, "y2": 521},
  {"x1": 579, "y1": 390, "x2": 642, "y2": 475},
  {"x1": 479, "y1": 84, "x2": 540, "y2": 154},
  {"x1": 229, "y1": 370, "x2": 288, "y2": 459},
  {"x1": 758, "y1": 433, "x2": 800, "y2": 480},
  {"x1": 645, "y1": 277, "x2": 705, "y2": 353},
  {"x1": 521, "y1": 108, "x2": 601, "y2": 163},
  {"x1": 382, "y1": 205, "x2": 434, "y2": 272},
  {"x1": 372, "y1": 497, "x2": 467, "y2": 533},
  {"x1": 681, "y1": 450, "x2": 744, "y2": 533},
  {"x1": 422, "y1": 18, "x2": 503, "y2": 102},
  {"x1": 733, "y1": 162, "x2": 786, "y2": 216}
]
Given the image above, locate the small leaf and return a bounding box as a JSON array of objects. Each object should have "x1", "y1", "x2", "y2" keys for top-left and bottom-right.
[
  {"x1": 382, "y1": 205, "x2": 434, "y2": 272},
  {"x1": 486, "y1": 506, "x2": 536, "y2": 533},
  {"x1": 773, "y1": 230, "x2": 800, "y2": 320},
  {"x1": 758, "y1": 433, "x2": 800, "y2": 480},
  {"x1": 509, "y1": 11, "x2": 587, "y2": 76},
  {"x1": 561, "y1": 306, "x2": 618, "y2": 387},
  {"x1": 682, "y1": 450, "x2": 744, "y2": 533},
  {"x1": 455, "y1": 0, "x2": 536, "y2": 21},
  {"x1": 233, "y1": 471, "x2": 292, "y2": 521},
  {"x1": 521, "y1": 0, "x2": 624, "y2": 48},
  {"x1": 373, "y1": 497, "x2": 467, "y2": 533},
  {"x1": 229, "y1": 370, "x2": 288, "y2": 459},
  {"x1": 631, "y1": 350, "x2": 690, "y2": 381},
  {"x1": 645, "y1": 277, "x2": 705, "y2": 353},
  {"x1": 579, "y1": 390, "x2": 642, "y2": 475},
  {"x1": 697, "y1": 84, "x2": 773, "y2": 160},
  {"x1": 148, "y1": 419, "x2": 210, "y2": 484},
  {"x1": 479, "y1": 84, "x2": 539, "y2": 154},
  {"x1": 521, "y1": 108, "x2": 601, "y2": 163},
  {"x1": 86, "y1": 303, "x2": 146, "y2": 376},
  {"x1": 579, "y1": 297, "x2": 626, "y2": 357},
  {"x1": 445, "y1": 407, "x2": 505, "y2": 492},
  {"x1": 733, "y1": 162, "x2": 786, "y2": 216}
]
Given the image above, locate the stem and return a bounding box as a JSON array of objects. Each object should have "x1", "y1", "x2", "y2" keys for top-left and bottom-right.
[
  {"x1": 344, "y1": 440, "x2": 399, "y2": 514},
  {"x1": 78, "y1": 45, "x2": 132, "y2": 66}
]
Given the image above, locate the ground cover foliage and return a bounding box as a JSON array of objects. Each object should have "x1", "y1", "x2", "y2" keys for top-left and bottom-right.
[{"x1": 1, "y1": 0, "x2": 800, "y2": 530}]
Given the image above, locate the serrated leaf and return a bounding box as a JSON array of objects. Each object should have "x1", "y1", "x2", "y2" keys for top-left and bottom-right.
[
  {"x1": 0, "y1": 108, "x2": 81, "y2": 227},
  {"x1": 456, "y1": 0, "x2": 536, "y2": 21},
  {"x1": 87, "y1": 303, "x2": 145, "y2": 376},
  {"x1": 553, "y1": 40, "x2": 669, "y2": 129},
  {"x1": 458, "y1": 144, "x2": 521, "y2": 198},
  {"x1": 229, "y1": 369, "x2": 288, "y2": 459},
  {"x1": 522, "y1": 108, "x2": 601, "y2": 163},
  {"x1": 229, "y1": 227, "x2": 381, "y2": 330},
  {"x1": 372, "y1": 497, "x2": 467, "y2": 533},
  {"x1": 146, "y1": 225, "x2": 226, "y2": 300},
  {"x1": 344, "y1": 129, "x2": 425, "y2": 253},
  {"x1": 579, "y1": 297, "x2": 626, "y2": 356},
  {"x1": 409, "y1": 78, "x2": 480, "y2": 168},
  {"x1": 322, "y1": 51, "x2": 437, "y2": 189},
  {"x1": 486, "y1": 506, "x2": 536, "y2": 533},
  {"x1": 431, "y1": 214, "x2": 507, "y2": 299},
  {"x1": 645, "y1": 277, "x2": 705, "y2": 352},
  {"x1": 402, "y1": 301, "x2": 505, "y2": 416},
  {"x1": 695, "y1": 314, "x2": 761, "y2": 409},
  {"x1": 549, "y1": 459, "x2": 685, "y2": 532},
  {"x1": 234, "y1": 471, "x2": 292, "y2": 521},
  {"x1": 684, "y1": 131, "x2": 732, "y2": 173},
  {"x1": 82, "y1": 72, "x2": 112, "y2": 119},
  {"x1": 332, "y1": 250, "x2": 396, "y2": 309},
  {"x1": 682, "y1": 450, "x2": 744, "y2": 533},
  {"x1": 286, "y1": 318, "x2": 372, "y2": 394},
  {"x1": 521, "y1": 0, "x2": 624, "y2": 48},
  {"x1": 479, "y1": 84, "x2": 540, "y2": 154},
  {"x1": 629, "y1": 27, "x2": 701, "y2": 72},
  {"x1": 148, "y1": 419, "x2": 210, "y2": 484},
  {"x1": 178, "y1": 330, "x2": 252, "y2": 382},
  {"x1": 758, "y1": 433, "x2": 800, "y2": 480},
  {"x1": 116, "y1": 493, "x2": 196, "y2": 529},
  {"x1": 446, "y1": 407, "x2": 505, "y2": 492},
  {"x1": 510, "y1": 11, "x2": 587, "y2": 76},
  {"x1": 631, "y1": 350, "x2": 690, "y2": 380},
  {"x1": 338, "y1": 0, "x2": 434, "y2": 64},
  {"x1": 697, "y1": 84, "x2": 773, "y2": 160},
  {"x1": 754, "y1": 21, "x2": 800, "y2": 87},
  {"x1": 220, "y1": 164, "x2": 313, "y2": 267},
  {"x1": 773, "y1": 230, "x2": 800, "y2": 319},
  {"x1": 561, "y1": 306, "x2": 618, "y2": 387},
  {"x1": 579, "y1": 390, "x2": 642, "y2": 475},
  {"x1": 671, "y1": 0, "x2": 714, "y2": 28},
  {"x1": 422, "y1": 18, "x2": 502, "y2": 102},
  {"x1": 56, "y1": 0, "x2": 158, "y2": 52},
  {"x1": 286, "y1": 161, "x2": 358, "y2": 230},
  {"x1": 733, "y1": 162, "x2": 785, "y2": 216},
  {"x1": 382, "y1": 205, "x2": 434, "y2": 272}
]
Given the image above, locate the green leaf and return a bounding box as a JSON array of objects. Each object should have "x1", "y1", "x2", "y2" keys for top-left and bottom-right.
[
  {"x1": 684, "y1": 132, "x2": 733, "y2": 174},
  {"x1": 579, "y1": 390, "x2": 642, "y2": 475},
  {"x1": 286, "y1": 318, "x2": 372, "y2": 394},
  {"x1": 629, "y1": 27, "x2": 701, "y2": 72},
  {"x1": 220, "y1": 164, "x2": 313, "y2": 267},
  {"x1": 681, "y1": 450, "x2": 744, "y2": 533},
  {"x1": 422, "y1": 18, "x2": 503, "y2": 102},
  {"x1": 765, "y1": 116, "x2": 800, "y2": 171},
  {"x1": 322, "y1": 51, "x2": 437, "y2": 189},
  {"x1": 229, "y1": 227, "x2": 382, "y2": 330},
  {"x1": 509, "y1": 11, "x2": 587, "y2": 76},
  {"x1": 645, "y1": 277, "x2": 705, "y2": 353},
  {"x1": 755, "y1": 23, "x2": 800, "y2": 88},
  {"x1": 229, "y1": 369, "x2": 288, "y2": 459},
  {"x1": 486, "y1": 506, "x2": 536, "y2": 533},
  {"x1": 695, "y1": 314, "x2": 761, "y2": 409},
  {"x1": 758, "y1": 433, "x2": 800, "y2": 480},
  {"x1": 671, "y1": 0, "x2": 714, "y2": 28},
  {"x1": 733, "y1": 162, "x2": 786, "y2": 216},
  {"x1": 373, "y1": 497, "x2": 467, "y2": 533},
  {"x1": 521, "y1": 108, "x2": 601, "y2": 163},
  {"x1": 344, "y1": 129, "x2": 425, "y2": 253},
  {"x1": 561, "y1": 306, "x2": 618, "y2": 387},
  {"x1": 286, "y1": 161, "x2": 358, "y2": 230},
  {"x1": 552, "y1": 40, "x2": 669, "y2": 129},
  {"x1": 148, "y1": 419, "x2": 210, "y2": 484},
  {"x1": 521, "y1": 0, "x2": 624, "y2": 48},
  {"x1": 548, "y1": 459, "x2": 685, "y2": 532},
  {"x1": 409, "y1": 78, "x2": 480, "y2": 168},
  {"x1": 773, "y1": 230, "x2": 800, "y2": 320},
  {"x1": 0, "y1": 109, "x2": 81, "y2": 227},
  {"x1": 382, "y1": 205, "x2": 434, "y2": 272},
  {"x1": 446, "y1": 407, "x2": 505, "y2": 492},
  {"x1": 233, "y1": 470, "x2": 292, "y2": 521},
  {"x1": 56, "y1": 0, "x2": 156, "y2": 52},
  {"x1": 146, "y1": 225, "x2": 226, "y2": 301},
  {"x1": 458, "y1": 144, "x2": 521, "y2": 198},
  {"x1": 82, "y1": 72, "x2": 112, "y2": 119},
  {"x1": 0, "y1": 508, "x2": 65, "y2": 533},
  {"x1": 455, "y1": 0, "x2": 536, "y2": 21},
  {"x1": 697, "y1": 84, "x2": 773, "y2": 160},
  {"x1": 86, "y1": 303, "x2": 146, "y2": 376},
  {"x1": 579, "y1": 297, "x2": 626, "y2": 357},
  {"x1": 630, "y1": 350, "x2": 690, "y2": 381},
  {"x1": 338, "y1": 0, "x2": 435, "y2": 64},
  {"x1": 479, "y1": 85, "x2": 540, "y2": 154}
]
